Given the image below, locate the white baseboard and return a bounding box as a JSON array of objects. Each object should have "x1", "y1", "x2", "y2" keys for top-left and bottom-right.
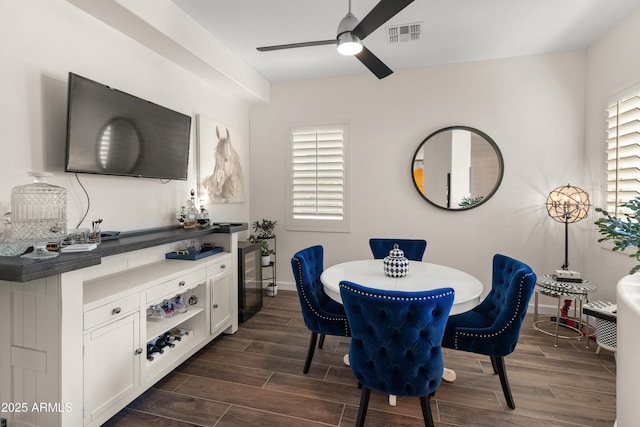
[
  {"x1": 530, "y1": 303, "x2": 557, "y2": 316},
  {"x1": 267, "y1": 281, "x2": 294, "y2": 292}
]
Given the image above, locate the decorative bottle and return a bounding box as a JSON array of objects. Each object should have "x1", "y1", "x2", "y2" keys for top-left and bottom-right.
[
  {"x1": 197, "y1": 198, "x2": 210, "y2": 227},
  {"x1": 182, "y1": 189, "x2": 198, "y2": 229}
]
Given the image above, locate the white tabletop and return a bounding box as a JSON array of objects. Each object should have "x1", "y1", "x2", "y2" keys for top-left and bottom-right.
[{"x1": 321, "y1": 259, "x2": 483, "y2": 315}]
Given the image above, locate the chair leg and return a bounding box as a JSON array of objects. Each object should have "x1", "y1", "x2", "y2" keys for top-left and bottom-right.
[
  {"x1": 318, "y1": 334, "x2": 326, "y2": 349},
  {"x1": 492, "y1": 356, "x2": 515, "y2": 409},
  {"x1": 490, "y1": 355, "x2": 499, "y2": 374},
  {"x1": 355, "y1": 387, "x2": 371, "y2": 427},
  {"x1": 303, "y1": 332, "x2": 318, "y2": 374},
  {"x1": 419, "y1": 396, "x2": 435, "y2": 427}
]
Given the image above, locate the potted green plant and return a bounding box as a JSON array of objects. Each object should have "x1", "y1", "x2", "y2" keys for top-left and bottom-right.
[
  {"x1": 595, "y1": 197, "x2": 640, "y2": 274},
  {"x1": 248, "y1": 234, "x2": 274, "y2": 267},
  {"x1": 258, "y1": 239, "x2": 274, "y2": 267},
  {"x1": 252, "y1": 219, "x2": 277, "y2": 239}
]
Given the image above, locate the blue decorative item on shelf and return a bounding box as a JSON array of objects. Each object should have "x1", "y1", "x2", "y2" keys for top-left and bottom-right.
[
  {"x1": 165, "y1": 246, "x2": 223, "y2": 260},
  {"x1": 383, "y1": 243, "x2": 409, "y2": 277}
]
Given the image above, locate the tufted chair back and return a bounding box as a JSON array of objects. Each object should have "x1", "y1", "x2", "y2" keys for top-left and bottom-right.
[
  {"x1": 442, "y1": 254, "x2": 536, "y2": 356},
  {"x1": 340, "y1": 281, "x2": 454, "y2": 395},
  {"x1": 441, "y1": 253, "x2": 536, "y2": 409},
  {"x1": 291, "y1": 245, "x2": 350, "y2": 373},
  {"x1": 369, "y1": 238, "x2": 427, "y2": 261},
  {"x1": 291, "y1": 245, "x2": 350, "y2": 337}
]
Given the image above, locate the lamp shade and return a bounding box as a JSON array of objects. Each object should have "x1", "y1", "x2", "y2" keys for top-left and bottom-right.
[
  {"x1": 336, "y1": 11, "x2": 362, "y2": 56},
  {"x1": 337, "y1": 32, "x2": 363, "y2": 55},
  {"x1": 546, "y1": 185, "x2": 590, "y2": 223}
]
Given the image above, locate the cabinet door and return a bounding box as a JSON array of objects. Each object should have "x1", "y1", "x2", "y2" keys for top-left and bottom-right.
[
  {"x1": 84, "y1": 312, "x2": 140, "y2": 425},
  {"x1": 211, "y1": 270, "x2": 232, "y2": 334}
]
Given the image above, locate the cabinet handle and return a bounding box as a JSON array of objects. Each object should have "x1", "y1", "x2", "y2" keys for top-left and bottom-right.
[
  {"x1": 213, "y1": 304, "x2": 219, "y2": 309},
  {"x1": 179, "y1": 281, "x2": 186, "y2": 287},
  {"x1": 134, "y1": 348, "x2": 143, "y2": 356},
  {"x1": 112, "y1": 307, "x2": 121, "y2": 315},
  {"x1": 220, "y1": 264, "x2": 226, "y2": 269}
]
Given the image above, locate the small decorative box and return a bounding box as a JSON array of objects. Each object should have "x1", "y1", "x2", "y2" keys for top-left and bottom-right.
[{"x1": 383, "y1": 244, "x2": 409, "y2": 278}]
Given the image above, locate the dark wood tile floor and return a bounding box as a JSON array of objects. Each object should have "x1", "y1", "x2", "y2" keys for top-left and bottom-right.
[{"x1": 104, "y1": 291, "x2": 616, "y2": 426}]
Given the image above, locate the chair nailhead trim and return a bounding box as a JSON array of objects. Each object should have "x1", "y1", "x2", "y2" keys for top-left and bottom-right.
[
  {"x1": 294, "y1": 257, "x2": 350, "y2": 336},
  {"x1": 453, "y1": 271, "x2": 534, "y2": 349},
  {"x1": 339, "y1": 283, "x2": 454, "y2": 301}
]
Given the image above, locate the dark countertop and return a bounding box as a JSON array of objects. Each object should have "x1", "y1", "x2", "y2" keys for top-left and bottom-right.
[{"x1": 0, "y1": 223, "x2": 247, "y2": 283}]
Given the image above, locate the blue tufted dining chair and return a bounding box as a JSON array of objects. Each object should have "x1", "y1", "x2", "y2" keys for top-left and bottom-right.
[
  {"x1": 369, "y1": 238, "x2": 427, "y2": 261},
  {"x1": 441, "y1": 254, "x2": 536, "y2": 409},
  {"x1": 291, "y1": 245, "x2": 351, "y2": 373},
  {"x1": 339, "y1": 280, "x2": 455, "y2": 427}
]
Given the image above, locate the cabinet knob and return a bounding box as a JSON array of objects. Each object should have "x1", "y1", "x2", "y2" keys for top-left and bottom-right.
[
  {"x1": 134, "y1": 348, "x2": 143, "y2": 356},
  {"x1": 179, "y1": 281, "x2": 186, "y2": 287},
  {"x1": 220, "y1": 264, "x2": 226, "y2": 269},
  {"x1": 213, "y1": 304, "x2": 219, "y2": 309},
  {"x1": 112, "y1": 307, "x2": 121, "y2": 315}
]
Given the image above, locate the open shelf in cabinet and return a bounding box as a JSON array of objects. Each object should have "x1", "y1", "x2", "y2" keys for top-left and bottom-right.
[
  {"x1": 147, "y1": 307, "x2": 203, "y2": 338},
  {"x1": 143, "y1": 279, "x2": 208, "y2": 379},
  {"x1": 145, "y1": 327, "x2": 196, "y2": 365}
]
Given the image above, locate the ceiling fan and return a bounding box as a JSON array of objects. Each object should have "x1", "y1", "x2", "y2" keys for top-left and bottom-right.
[{"x1": 256, "y1": 0, "x2": 415, "y2": 79}]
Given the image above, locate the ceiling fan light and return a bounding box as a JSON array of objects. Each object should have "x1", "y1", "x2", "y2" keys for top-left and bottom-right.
[{"x1": 337, "y1": 32, "x2": 363, "y2": 55}]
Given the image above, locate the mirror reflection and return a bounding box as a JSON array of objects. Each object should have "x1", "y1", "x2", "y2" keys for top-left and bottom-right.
[
  {"x1": 412, "y1": 126, "x2": 504, "y2": 210},
  {"x1": 97, "y1": 117, "x2": 141, "y2": 174}
]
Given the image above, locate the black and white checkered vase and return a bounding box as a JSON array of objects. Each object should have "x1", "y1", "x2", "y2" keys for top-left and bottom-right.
[{"x1": 383, "y1": 244, "x2": 409, "y2": 278}]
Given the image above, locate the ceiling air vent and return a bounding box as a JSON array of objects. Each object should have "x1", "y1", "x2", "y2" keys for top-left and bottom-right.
[{"x1": 386, "y1": 22, "x2": 422, "y2": 44}]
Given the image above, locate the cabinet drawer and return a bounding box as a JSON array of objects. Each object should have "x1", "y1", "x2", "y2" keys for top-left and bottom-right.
[
  {"x1": 84, "y1": 293, "x2": 139, "y2": 331},
  {"x1": 208, "y1": 257, "x2": 231, "y2": 277},
  {"x1": 146, "y1": 268, "x2": 206, "y2": 303}
]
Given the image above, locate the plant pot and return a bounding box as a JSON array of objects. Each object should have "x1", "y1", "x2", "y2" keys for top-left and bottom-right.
[
  {"x1": 266, "y1": 283, "x2": 278, "y2": 297},
  {"x1": 261, "y1": 255, "x2": 271, "y2": 267}
]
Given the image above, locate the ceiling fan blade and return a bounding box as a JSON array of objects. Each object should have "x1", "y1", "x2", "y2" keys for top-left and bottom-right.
[
  {"x1": 257, "y1": 39, "x2": 336, "y2": 52},
  {"x1": 352, "y1": 0, "x2": 414, "y2": 40},
  {"x1": 355, "y1": 46, "x2": 393, "y2": 79}
]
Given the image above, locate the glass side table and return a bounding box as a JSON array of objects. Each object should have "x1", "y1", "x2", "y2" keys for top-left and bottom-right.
[{"x1": 533, "y1": 274, "x2": 597, "y2": 347}]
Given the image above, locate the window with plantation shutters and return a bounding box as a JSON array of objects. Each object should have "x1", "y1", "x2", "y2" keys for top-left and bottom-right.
[
  {"x1": 288, "y1": 124, "x2": 350, "y2": 232},
  {"x1": 606, "y1": 84, "x2": 640, "y2": 216}
]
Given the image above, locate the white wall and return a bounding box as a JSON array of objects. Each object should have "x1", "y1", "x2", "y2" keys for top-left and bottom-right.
[
  {"x1": 583, "y1": 6, "x2": 640, "y2": 301},
  {"x1": 0, "y1": 0, "x2": 252, "y2": 233},
  {"x1": 250, "y1": 51, "x2": 589, "y2": 294},
  {"x1": 3, "y1": 0, "x2": 637, "y2": 302}
]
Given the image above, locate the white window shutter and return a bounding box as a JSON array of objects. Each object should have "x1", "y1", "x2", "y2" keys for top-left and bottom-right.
[
  {"x1": 288, "y1": 124, "x2": 349, "y2": 232},
  {"x1": 606, "y1": 90, "x2": 640, "y2": 216}
]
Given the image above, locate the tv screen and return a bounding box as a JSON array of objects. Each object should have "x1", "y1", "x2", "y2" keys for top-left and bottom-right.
[{"x1": 65, "y1": 72, "x2": 191, "y2": 180}]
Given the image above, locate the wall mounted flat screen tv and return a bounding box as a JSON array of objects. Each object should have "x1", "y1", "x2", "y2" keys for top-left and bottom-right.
[{"x1": 65, "y1": 72, "x2": 191, "y2": 180}]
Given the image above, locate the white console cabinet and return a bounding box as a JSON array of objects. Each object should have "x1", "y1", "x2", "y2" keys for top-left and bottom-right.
[
  {"x1": 210, "y1": 258, "x2": 233, "y2": 334},
  {"x1": 81, "y1": 253, "x2": 232, "y2": 427},
  {"x1": 0, "y1": 225, "x2": 244, "y2": 427}
]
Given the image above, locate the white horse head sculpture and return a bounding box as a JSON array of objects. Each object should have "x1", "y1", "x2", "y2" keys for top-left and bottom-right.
[{"x1": 203, "y1": 126, "x2": 244, "y2": 202}]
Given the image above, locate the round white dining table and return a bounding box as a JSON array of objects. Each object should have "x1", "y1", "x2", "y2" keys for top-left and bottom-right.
[
  {"x1": 321, "y1": 259, "x2": 484, "y2": 405},
  {"x1": 321, "y1": 259, "x2": 483, "y2": 315}
]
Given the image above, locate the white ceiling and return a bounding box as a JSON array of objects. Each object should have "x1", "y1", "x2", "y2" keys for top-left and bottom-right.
[{"x1": 172, "y1": 0, "x2": 640, "y2": 82}]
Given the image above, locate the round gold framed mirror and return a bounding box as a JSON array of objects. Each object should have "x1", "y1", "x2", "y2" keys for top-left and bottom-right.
[{"x1": 411, "y1": 126, "x2": 504, "y2": 210}]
